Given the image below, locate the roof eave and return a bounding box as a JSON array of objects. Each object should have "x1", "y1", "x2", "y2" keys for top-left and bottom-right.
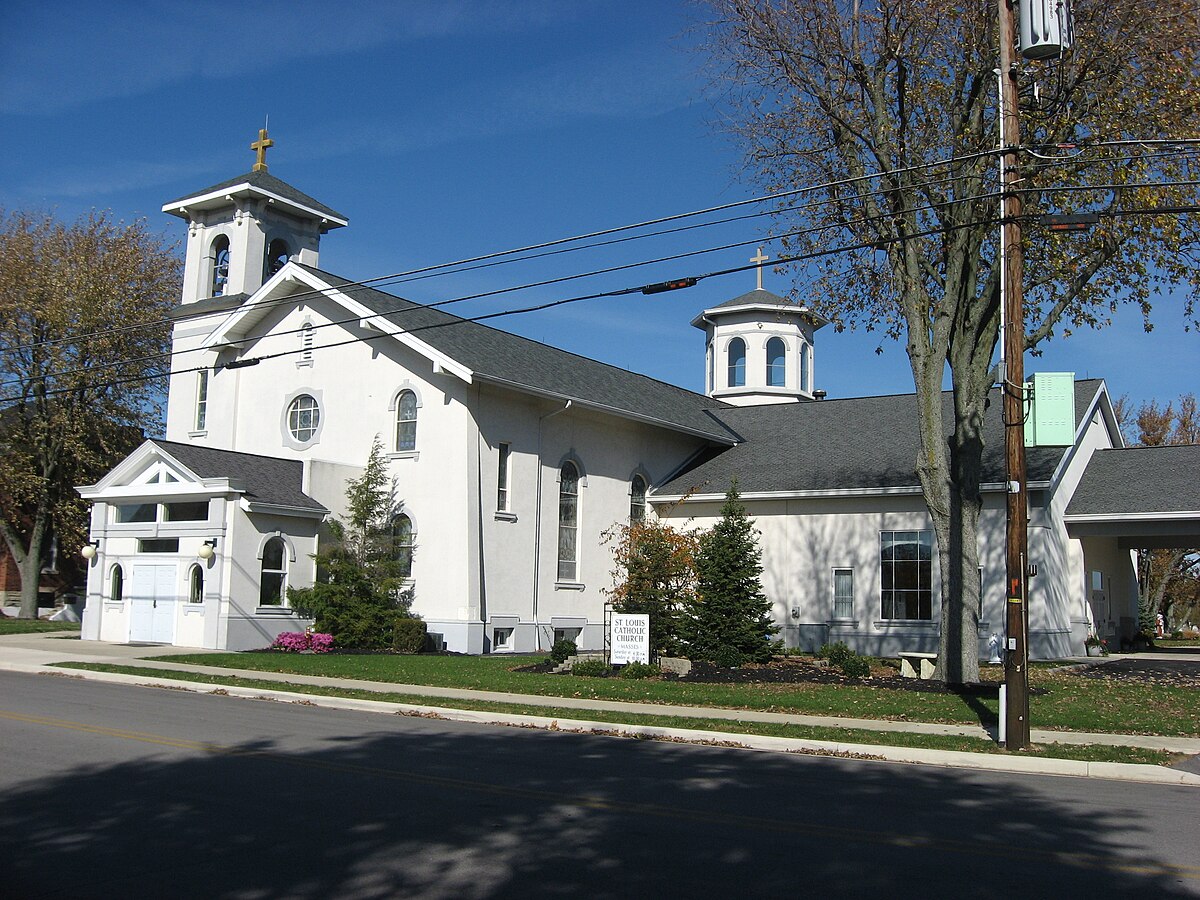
[
  {"x1": 162, "y1": 183, "x2": 349, "y2": 229},
  {"x1": 474, "y1": 373, "x2": 737, "y2": 445}
]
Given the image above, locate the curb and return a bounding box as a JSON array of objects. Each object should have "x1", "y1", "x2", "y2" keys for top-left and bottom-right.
[{"x1": 20, "y1": 662, "x2": 1200, "y2": 787}]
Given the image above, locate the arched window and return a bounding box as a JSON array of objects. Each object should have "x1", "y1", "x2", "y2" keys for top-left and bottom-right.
[
  {"x1": 766, "y1": 337, "x2": 786, "y2": 387},
  {"x1": 630, "y1": 474, "x2": 647, "y2": 523},
  {"x1": 260, "y1": 537, "x2": 287, "y2": 606},
  {"x1": 210, "y1": 235, "x2": 231, "y2": 297},
  {"x1": 109, "y1": 565, "x2": 124, "y2": 603},
  {"x1": 392, "y1": 514, "x2": 414, "y2": 579},
  {"x1": 188, "y1": 564, "x2": 204, "y2": 604},
  {"x1": 265, "y1": 238, "x2": 290, "y2": 277},
  {"x1": 287, "y1": 394, "x2": 320, "y2": 443},
  {"x1": 801, "y1": 343, "x2": 812, "y2": 393},
  {"x1": 557, "y1": 462, "x2": 579, "y2": 581},
  {"x1": 395, "y1": 390, "x2": 418, "y2": 452},
  {"x1": 727, "y1": 337, "x2": 746, "y2": 388}
]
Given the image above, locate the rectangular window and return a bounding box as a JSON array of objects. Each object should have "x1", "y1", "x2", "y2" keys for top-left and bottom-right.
[
  {"x1": 164, "y1": 500, "x2": 209, "y2": 522},
  {"x1": 833, "y1": 568, "x2": 854, "y2": 619},
  {"x1": 115, "y1": 503, "x2": 157, "y2": 524},
  {"x1": 195, "y1": 370, "x2": 209, "y2": 431},
  {"x1": 493, "y1": 627, "x2": 513, "y2": 649},
  {"x1": 880, "y1": 531, "x2": 933, "y2": 620},
  {"x1": 138, "y1": 539, "x2": 180, "y2": 553},
  {"x1": 497, "y1": 443, "x2": 510, "y2": 511}
]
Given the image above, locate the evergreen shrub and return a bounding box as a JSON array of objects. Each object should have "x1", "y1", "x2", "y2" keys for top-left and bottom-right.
[
  {"x1": 550, "y1": 638, "x2": 577, "y2": 663},
  {"x1": 392, "y1": 617, "x2": 427, "y2": 654},
  {"x1": 571, "y1": 659, "x2": 610, "y2": 677},
  {"x1": 712, "y1": 645, "x2": 745, "y2": 668},
  {"x1": 840, "y1": 655, "x2": 871, "y2": 678},
  {"x1": 818, "y1": 641, "x2": 853, "y2": 666}
]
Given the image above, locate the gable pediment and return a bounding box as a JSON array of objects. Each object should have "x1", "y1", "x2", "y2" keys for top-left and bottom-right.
[
  {"x1": 198, "y1": 262, "x2": 472, "y2": 382},
  {"x1": 76, "y1": 441, "x2": 240, "y2": 502}
]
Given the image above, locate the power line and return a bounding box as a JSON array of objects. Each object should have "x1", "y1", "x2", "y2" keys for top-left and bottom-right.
[
  {"x1": 1, "y1": 213, "x2": 1001, "y2": 404},
  {"x1": 0, "y1": 148, "x2": 1012, "y2": 358},
  {"x1": 4, "y1": 140, "x2": 1192, "y2": 358},
  {"x1": 2, "y1": 185, "x2": 1012, "y2": 390}
]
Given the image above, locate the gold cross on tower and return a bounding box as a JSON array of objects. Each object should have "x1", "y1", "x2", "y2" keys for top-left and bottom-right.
[
  {"x1": 750, "y1": 246, "x2": 769, "y2": 290},
  {"x1": 251, "y1": 128, "x2": 275, "y2": 172}
]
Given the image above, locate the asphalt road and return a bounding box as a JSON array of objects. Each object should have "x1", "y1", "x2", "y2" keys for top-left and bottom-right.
[{"x1": 1, "y1": 671, "x2": 1197, "y2": 899}]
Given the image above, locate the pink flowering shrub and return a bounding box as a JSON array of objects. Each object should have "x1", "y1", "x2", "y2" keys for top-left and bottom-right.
[{"x1": 271, "y1": 631, "x2": 335, "y2": 653}]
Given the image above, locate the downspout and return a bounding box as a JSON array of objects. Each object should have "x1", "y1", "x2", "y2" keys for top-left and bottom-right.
[{"x1": 532, "y1": 399, "x2": 572, "y2": 652}]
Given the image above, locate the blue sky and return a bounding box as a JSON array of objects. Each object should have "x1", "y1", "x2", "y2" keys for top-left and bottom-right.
[{"x1": 2, "y1": 0, "x2": 1194, "y2": 415}]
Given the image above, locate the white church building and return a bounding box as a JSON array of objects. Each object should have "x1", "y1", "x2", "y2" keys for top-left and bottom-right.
[{"x1": 77, "y1": 143, "x2": 1200, "y2": 658}]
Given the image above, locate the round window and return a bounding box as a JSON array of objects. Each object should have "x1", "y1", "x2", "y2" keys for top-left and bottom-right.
[{"x1": 287, "y1": 394, "x2": 320, "y2": 442}]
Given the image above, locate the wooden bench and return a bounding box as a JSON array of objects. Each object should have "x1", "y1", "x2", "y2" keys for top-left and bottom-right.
[{"x1": 898, "y1": 651, "x2": 938, "y2": 679}]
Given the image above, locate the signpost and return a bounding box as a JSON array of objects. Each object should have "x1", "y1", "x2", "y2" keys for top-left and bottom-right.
[{"x1": 610, "y1": 613, "x2": 650, "y2": 665}]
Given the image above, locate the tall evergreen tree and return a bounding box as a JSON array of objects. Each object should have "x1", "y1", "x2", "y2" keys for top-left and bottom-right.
[
  {"x1": 289, "y1": 436, "x2": 419, "y2": 648},
  {"x1": 685, "y1": 481, "x2": 777, "y2": 663}
]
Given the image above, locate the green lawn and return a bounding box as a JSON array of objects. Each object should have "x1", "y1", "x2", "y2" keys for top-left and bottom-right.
[
  {"x1": 53, "y1": 662, "x2": 1182, "y2": 768},
  {"x1": 0, "y1": 619, "x2": 81, "y2": 635},
  {"x1": 153, "y1": 651, "x2": 1200, "y2": 738}
]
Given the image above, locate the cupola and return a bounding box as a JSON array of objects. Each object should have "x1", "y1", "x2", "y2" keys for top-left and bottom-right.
[
  {"x1": 162, "y1": 129, "x2": 349, "y2": 305},
  {"x1": 692, "y1": 248, "x2": 827, "y2": 406}
]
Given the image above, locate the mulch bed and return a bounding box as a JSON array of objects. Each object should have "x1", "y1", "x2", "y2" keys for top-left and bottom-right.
[
  {"x1": 517, "y1": 656, "x2": 1006, "y2": 696},
  {"x1": 1064, "y1": 657, "x2": 1200, "y2": 688}
]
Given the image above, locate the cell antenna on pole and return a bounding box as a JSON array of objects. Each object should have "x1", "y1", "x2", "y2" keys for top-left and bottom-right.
[{"x1": 1019, "y1": 0, "x2": 1074, "y2": 60}]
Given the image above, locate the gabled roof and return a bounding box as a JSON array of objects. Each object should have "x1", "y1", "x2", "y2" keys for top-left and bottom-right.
[
  {"x1": 263, "y1": 266, "x2": 740, "y2": 444},
  {"x1": 657, "y1": 380, "x2": 1106, "y2": 497},
  {"x1": 1066, "y1": 445, "x2": 1200, "y2": 519},
  {"x1": 150, "y1": 440, "x2": 326, "y2": 512},
  {"x1": 162, "y1": 170, "x2": 348, "y2": 228}
]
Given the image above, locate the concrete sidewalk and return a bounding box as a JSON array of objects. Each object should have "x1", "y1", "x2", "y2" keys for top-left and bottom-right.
[{"x1": 2, "y1": 631, "x2": 1198, "y2": 785}]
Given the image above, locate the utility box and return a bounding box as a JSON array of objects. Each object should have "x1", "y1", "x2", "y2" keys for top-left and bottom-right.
[
  {"x1": 1026, "y1": 372, "x2": 1076, "y2": 447},
  {"x1": 1019, "y1": 0, "x2": 1074, "y2": 60}
]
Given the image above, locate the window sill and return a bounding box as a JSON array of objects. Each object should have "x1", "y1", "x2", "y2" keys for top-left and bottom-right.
[
  {"x1": 873, "y1": 619, "x2": 936, "y2": 628},
  {"x1": 256, "y1": 606, "x2": 294, "y2": 616},
  {"x1": 183, "y1": 604, "x2": 205, "y2": 615},
  {"x1": 494, "y1": 511, "x2": 517, "y2": 522},
  {"x1": 295, "y1": 360, "x2": 313, "y2": 369},
  {"x1": 387, "y1": 451, "x2": 419, "y2": 462},
  {"x1": 827, "y1": 618, "x2": 859, "y2": 628},
  {"x1": 555, "y1": 581, "x2": 585, "y2": 591},
  {"x1": 188, "y1": 430, "x2": 207, "y2": 439}
]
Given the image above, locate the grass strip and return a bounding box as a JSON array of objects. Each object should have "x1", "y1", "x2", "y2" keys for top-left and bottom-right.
[
  {"x1": 53, "y1": 662, "x2": 1183, "y2": 768},
  {"x1": 150, "y1": 651, "x2": 1200, "y2": 738},
  {"x1": 0, "y1": 620, "x2": 82, "y2": 635}
]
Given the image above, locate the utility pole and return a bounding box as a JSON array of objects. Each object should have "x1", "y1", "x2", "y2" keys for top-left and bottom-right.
[{"x1": 999, "y1": 0, "x2": 1031, "y2": 750}]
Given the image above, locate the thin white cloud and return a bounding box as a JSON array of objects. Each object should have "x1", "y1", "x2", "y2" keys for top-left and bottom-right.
[{"x1": 0, "y1": 0, "x2": 587, "y2": 115}]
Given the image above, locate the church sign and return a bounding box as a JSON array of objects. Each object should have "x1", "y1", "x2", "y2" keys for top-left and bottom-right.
[{"x1": 610, "y1": 613, "x2": 650, "y2": 665}]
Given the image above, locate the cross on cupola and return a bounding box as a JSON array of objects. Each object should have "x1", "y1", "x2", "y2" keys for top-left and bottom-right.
[
  {"x1": 750, "y1": 246, "x2": 770, "y2": 290},
  {"x1": 250, "y1": 127, "x2": 275, "y2": 173}
]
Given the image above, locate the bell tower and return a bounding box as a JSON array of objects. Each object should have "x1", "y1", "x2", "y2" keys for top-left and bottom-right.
[
  {"x1": 692, "y1": 248, "x2": 828, "y2": 406},
  {"x1": 162, "y1": 129, "x2": 349, "y2": 305}
]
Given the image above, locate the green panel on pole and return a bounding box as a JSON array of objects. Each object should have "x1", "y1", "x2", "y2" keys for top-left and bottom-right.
[{"x1": 1025, "y1": 372, "x2": 1076, "y2": 447}]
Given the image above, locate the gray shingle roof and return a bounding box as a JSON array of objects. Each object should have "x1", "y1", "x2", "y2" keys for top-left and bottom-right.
[
  {"x1": 1066, "y1": 445, "x2": 1200, "y2": 517},
  {"x1": 708, "y1": 288, "x2": 794, "y2": 311},
  {"x1": 301, "y1": 266, "x2": 739, "y2": 444},
  {"x1": 164, "y1": 170, "x2": 347, "y2": 223},
  {"x1": 657, "y1": 380, "x2": 1105, "y2": 495},
  {"x1": 152, "y1": 440, "x2": 326, "y2": 512}
]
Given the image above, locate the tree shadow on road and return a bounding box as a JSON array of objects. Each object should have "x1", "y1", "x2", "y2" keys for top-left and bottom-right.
[{"x1": 1, "y1": 690, "x2": 1195, "y2": 899}]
